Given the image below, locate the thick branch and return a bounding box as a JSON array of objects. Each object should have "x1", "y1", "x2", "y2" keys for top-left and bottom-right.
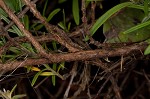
[{"x1": 0, "y1": 43, "x2": 147, "y2": 72}]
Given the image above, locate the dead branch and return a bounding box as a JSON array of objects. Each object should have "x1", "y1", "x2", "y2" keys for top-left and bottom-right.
[{"x1": 0, "y1": 42, "x2": 147, "y2": 72}]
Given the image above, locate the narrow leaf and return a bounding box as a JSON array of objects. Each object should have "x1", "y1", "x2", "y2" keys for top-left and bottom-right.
[
  {"x1": 123, "y1": 20, "x2": 150, "y2": 34},
  {"x1": 47, "y1": 8, "x2": 61, "y2": 22},
  {"x1": 42, "y1": 0, "x2": 48, "y2": 16},
  {"x1": 72, "y1": 0, "x2": 80, "y2": 25},
  {"x1": 144, "y1": 0, "x2": 148, "y2": 16},
  {"x1": 23, "y1": 15, "x2": 29, "y2": 30},
  {"x1": 35, "y1": 8, "x2": 61, "y2": 30},
  {"x1": 10, "y1": 84, "x2": 17, "y2": 95},
  {"x1": 52, "y1": 63, "x2": 57, "y2": 86},
  {"x1": 31, "y1": 69, "x2": 46, "y2": 86}
]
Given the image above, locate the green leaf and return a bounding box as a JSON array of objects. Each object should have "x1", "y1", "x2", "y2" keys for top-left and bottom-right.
[
  {"x1": 52, "y1": 63, "x2": 57, "y2": 86},
  {"x1": 31, "y1": 69, "x2": 46, "y2": 86},
  {"x1": 123, "y1": 20, "x2": 150, "y2": 34},
  {"x1": 62, "y1": 9, "x2": 68, "y2": 32},
  {"x1": 43, "y1": 64, "x2": 64, "y2": 79},
  {"x1": 52, "y1": 41, "x2": 57, "y2": 50},
  {"x1": 144, "y1": 45, "x2": 150, "y2": 55},
  {"x1": 12, "y1": 94, "x2": 26, "y2": 99},
  {"x1": 0, "y1": 0, "x2": 24, "y2": 14},
  {"x1": 58, "y1": 21, "x2": 66, "y2": 30},
  {"x1": 103, "y1": 7, "x2": 150, "y2": 43},
  {"x1": 42, "y1": 0, "x2": 48, "y2": 16},
  {"x1": 84, "y1": 2, "x2": 133, "y2": 41},
  {"x1": 57, "y1": 62, "x2": 65, "y2": 72},
  {"x1": 67, "y1": 22, "x2": 71, "y2": 31},
  {"x1": 10, "y1": 84, "x2": 17, "y2": 95},
  {"x1": 40, "y1": 72, "x2": 55, "y2": 76},
  {"x1": 0, "y1": 8, "x2": 7, "y2": 17},
  {"x1": 47, "y1": 8, "x2": 61, "y2": 22},
  {"x1": 22, "y1": 15, "x2": 29, "y2": 30},
  {"x1": 1, "y1": 15, "x2": 23, "y2": 36},
  {"x1": 72, "y1": 0, "x2": 80, "y2": 25},
  {"x1": 144, "y1": 0, "x2": 149, "y2": 16},
  {"x1": 34, "y1": 8, "x2": 61, "y2": 30},
  {"x1": 9, "y1": 47, "x2": 21, "y2": 54},
  {"x1": 91, "y1": 2, "x2": 133, "y2": 34},
  {"x1": 21, "y1": 43, "x2": 35, "y2": 53}
]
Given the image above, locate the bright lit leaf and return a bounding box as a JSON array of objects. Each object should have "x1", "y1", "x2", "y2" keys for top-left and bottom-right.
[
  {"x1": 31, "y1": 67, "x2": 41, "y2": 72},
  {"x1": 40, "y1": 72, "x2": 55, "y2": 76}
]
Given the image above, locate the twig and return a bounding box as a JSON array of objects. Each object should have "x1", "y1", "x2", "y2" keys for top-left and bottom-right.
[
  {"x1": 81, "y1": 0, "x2": 87, "y2": 25},
  {"x1": 131, "y1": 81, "x2": 145, "y2": 99},
  {"x1": 34, "y1": 77, "x2": 49, "y2": 89},
  {"x1": 100, "y1": 56, "x2": 132, "y2": 74},
  {"x1": 133, "y1": 70, "x2": 150, "y2": 77},
  {"x1": 94, "y1": 73, "x2": 112, "y2": 99},
  {"x1": 55, "y1": 81, "x2": 66, "y2": 98},
  {"x1": 120, "y1": 71, "x2": 131, "y2": 90},
  {"x1": 142, "y1": 69, "x2": 150, "y2": 83},
  {"x1": 64, "y1": 62, "x2": 78, "y2": 99},
  {"x1": 72, "y1": 61, "x2": 90, "y2": 98},
  {"x1": 110, "y1": 76, "x2": 122, "y2": 99},
  {"x1": 91, "y1": 1, "x2": 96, "y2": 23}
]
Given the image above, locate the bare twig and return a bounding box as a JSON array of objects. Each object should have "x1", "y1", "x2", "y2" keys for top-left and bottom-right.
[
  {"x1": 72, "y1": 62, "x2": 90, "y2": 98},
  {"x1": 81, "y1": 0, "x2": 87, "y2": 25},
  {"x1": 94, "y1": 73, "x2": 112, "y2": 99},
  {"x1": 64, "y1": 62, "x2": 78, "y2": 98},
  {"x1": 110, "y1": 76, "x2": 122, "y2": 99},
  {"x1": 131, "y1": 81, "x2": 145, "y2": 99},
  {"x1": 143, "y1": 69, "x2": 150, "y2": 83},
  {"x1": 91, "y1": 1, "x2": 96, "y2": 23}
]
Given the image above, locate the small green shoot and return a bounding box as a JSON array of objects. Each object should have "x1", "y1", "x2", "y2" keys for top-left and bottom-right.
[
  {"x1": 42, "y1": 0, "x2": 49, "y2": 16},
  {"x1": 58, "y1": 9, "x2": 71, "y2": 32},
  {"x1": 0, "y1": 84, "x2": 26, "y2": 99}
]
